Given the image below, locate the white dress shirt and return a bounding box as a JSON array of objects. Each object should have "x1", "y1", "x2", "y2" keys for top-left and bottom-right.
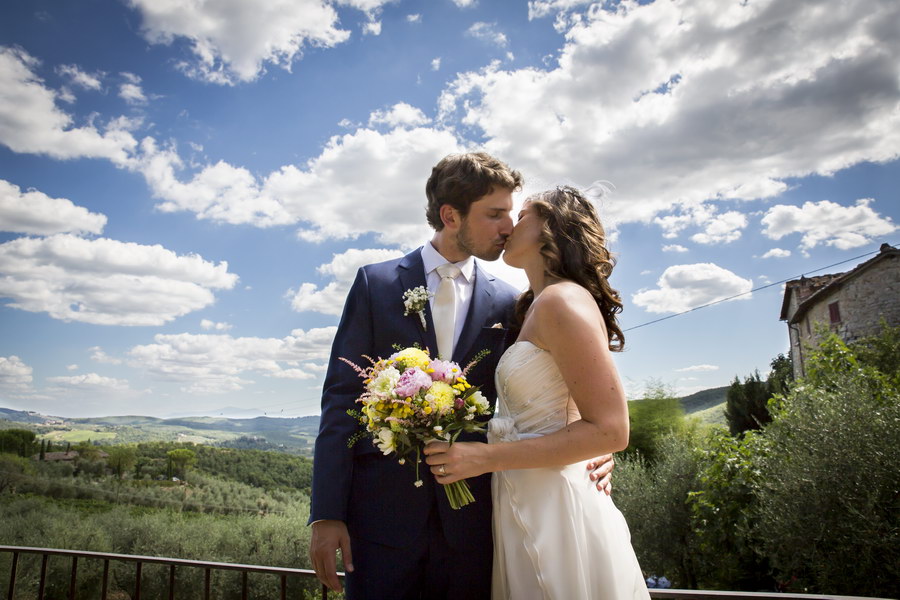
[{"x1": 420, "y1": 242, "x2": 475, "y2": 356}]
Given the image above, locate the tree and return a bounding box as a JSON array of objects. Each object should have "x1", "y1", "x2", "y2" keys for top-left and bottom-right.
[
  {"x1": 767, "y1": 353, "x2": 793, "y2": 397},
  {"x1": 724, "y1": 371, "x2": 771, "y2": 436},
  {"x1": 755, "y1": 333, "x2": 900, "y2": 595},
  {"x1": 623, "y1": 381, "x2": 688, "y2": 463},
  {"x1": 74, "y1": 440, "x2": 101, "y2": 461},
  {"x1": 167, "y1": 448, "x2": 197, "y2": 479},
  {"x1": 0, "y1": 428, "x2": 37, "y2": 457},
  {"x1": 107, "y1": 446, "x2": 137, "y2": 479}
]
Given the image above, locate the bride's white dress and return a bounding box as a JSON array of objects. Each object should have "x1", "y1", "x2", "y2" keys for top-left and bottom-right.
[{"x1": 487, "y1": 341, "x2": 650, "y2": 600}]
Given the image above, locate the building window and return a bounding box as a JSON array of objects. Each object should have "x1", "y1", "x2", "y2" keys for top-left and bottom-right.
[{"x1": 828, "y1": 301, "x2": 841, "y2": 324}]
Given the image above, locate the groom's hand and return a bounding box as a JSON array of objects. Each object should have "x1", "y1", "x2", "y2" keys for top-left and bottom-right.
[
  {"x1": 586, "y1": 454, "x2": 614, "y2": 495},
  {"x1": 309, "y1": 519, "x2": 353, "y2": 592}
]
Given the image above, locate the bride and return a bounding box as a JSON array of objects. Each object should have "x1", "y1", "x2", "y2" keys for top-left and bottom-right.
[{"x1": 424, "y1": 186, "x2": 649, "y2": 599}]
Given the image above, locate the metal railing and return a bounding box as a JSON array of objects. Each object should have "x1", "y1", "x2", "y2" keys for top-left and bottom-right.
[
  {"x1": 2, "y1": 545, "x2": 891, "y2": 600},
  {"x1": 1, "y1": 545, "x2": 333, "y2": 600}
]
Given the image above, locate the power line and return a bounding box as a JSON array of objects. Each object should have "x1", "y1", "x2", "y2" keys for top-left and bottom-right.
[{"x1": 623, "y1": 242, "x2": 897, "y2": 333}]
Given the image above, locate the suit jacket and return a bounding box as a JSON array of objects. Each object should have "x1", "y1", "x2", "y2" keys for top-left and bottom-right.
[{"x1": 309, "y1": 248, "x2": 520, "y2": 552}]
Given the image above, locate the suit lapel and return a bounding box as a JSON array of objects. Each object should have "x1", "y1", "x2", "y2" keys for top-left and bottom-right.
[
  {"x1": 397, "y1": 249, "x2": 437, "y2": 353},
  {"x1": 453, "y1": 262, "x2": 496, "y2": 364}
]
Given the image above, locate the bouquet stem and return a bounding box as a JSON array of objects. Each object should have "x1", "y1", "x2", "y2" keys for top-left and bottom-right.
[{"x1": 443, "y1": 479, "x2": 475, "y2": 509}]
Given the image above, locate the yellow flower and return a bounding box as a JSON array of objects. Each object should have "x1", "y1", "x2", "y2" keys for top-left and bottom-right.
[
  {"x1": 393, "y1": 347, "x2": 431, "y2": 370},
  {"x1": 426, "y1": 381, "x2": 456, "y2": 413}
]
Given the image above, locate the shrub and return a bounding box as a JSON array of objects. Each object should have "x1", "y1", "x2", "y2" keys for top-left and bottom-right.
[{"x1": 755, "y1": 334, "x2": 900, "y2": 595}]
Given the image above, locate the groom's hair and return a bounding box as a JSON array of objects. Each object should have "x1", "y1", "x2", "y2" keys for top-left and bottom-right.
[{"x1": 425, "y1": 152, "x2": 522, "y2": 231}]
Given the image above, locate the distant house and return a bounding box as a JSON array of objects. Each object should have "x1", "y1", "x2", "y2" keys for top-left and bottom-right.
[
  {"x1": 780, "y1": 243, "x2": 899, "y2": 378},
  {"x1": 40, "y1": 451, "x2": 79, "y2": 462},
  {"x1": 34, "y1": 449, "x2": 110, "y2": 462}
]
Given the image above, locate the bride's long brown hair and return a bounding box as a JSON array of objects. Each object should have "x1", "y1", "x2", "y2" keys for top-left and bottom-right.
[{"x1": 514, "y1": 185, "x2": 625, "y2": 352}]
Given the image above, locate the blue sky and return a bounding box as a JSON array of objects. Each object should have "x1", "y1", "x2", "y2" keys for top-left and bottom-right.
[{"x1": 0, "y1": 0, "x2": 897, "y2": 419}]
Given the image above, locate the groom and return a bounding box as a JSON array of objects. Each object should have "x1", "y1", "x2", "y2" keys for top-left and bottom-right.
[{"x1": 308, "y1": 152, "x2": 612, "y2": 599}]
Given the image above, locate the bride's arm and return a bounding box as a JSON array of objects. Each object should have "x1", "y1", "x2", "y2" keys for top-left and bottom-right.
[{"x1": 424, "y1": 283, "x2": 629, "y2": 481}]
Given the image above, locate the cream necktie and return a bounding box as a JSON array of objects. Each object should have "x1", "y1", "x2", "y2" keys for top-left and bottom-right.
[{"x1": 433, "y1": 263, "x2": 461, "y2": 360}]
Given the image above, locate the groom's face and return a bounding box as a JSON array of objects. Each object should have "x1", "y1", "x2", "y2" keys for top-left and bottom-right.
[{"x1": 456, "y1": 186, "x2": 514, "y2": 261}]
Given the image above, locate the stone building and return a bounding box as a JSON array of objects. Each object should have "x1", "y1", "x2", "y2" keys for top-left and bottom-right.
[{"x1": 779, "y1": 243, "x2": 899, "y2": 378}]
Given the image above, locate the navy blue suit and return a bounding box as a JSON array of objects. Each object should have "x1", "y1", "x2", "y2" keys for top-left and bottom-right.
[{"x1": 310, "y1": 248, "x2": 519, "y2": 599}]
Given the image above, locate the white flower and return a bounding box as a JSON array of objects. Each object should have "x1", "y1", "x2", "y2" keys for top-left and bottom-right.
[
  {"x1": 375, "y1": 428, "x2": 395, "y2": 455},
  {"x1": 470, "y1": 390, "x2": 489, "y2": 413},
  {"x1": 414, "y1": 479, "x2": 423, "y2": 487},
  {"x1": 370, "y1": 366, "x2": 401, "y2": 397},
  {"x1": 403, "y1": 286, "x2": 431, "y2": 330}
]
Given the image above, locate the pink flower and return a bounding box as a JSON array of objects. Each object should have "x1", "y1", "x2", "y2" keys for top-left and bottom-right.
[
  {"x1": 394, "y1": 367, "x2": 433, "y2": 398},
  {"x1": 428, "y1": 359, "x2": 460, "y2": 382}
]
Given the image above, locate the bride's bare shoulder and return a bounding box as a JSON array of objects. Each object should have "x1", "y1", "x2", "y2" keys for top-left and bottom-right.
[{"x1": 532, "y1": 281, "x2": 600, "y2": 322}]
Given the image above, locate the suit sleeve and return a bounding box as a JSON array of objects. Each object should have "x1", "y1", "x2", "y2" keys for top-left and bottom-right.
[{"x1": 308, "y1": 267, "x2": 374, "y2": 524}]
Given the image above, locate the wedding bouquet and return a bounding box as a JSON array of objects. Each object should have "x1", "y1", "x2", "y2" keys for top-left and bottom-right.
[{"x1": 342, "y1": 346, "x2": 492, "y2": 509}]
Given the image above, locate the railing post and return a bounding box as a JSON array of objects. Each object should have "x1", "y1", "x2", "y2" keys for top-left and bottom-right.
[
  {"x1": 241, "y1": 570, "x2": 248, "y2": 600},
  {"x1": 168, "y1": 564, "x2": 176, "y2": 600},
  {"x1": 101, "y1": 559, "x2": 109, "y2": 600},
  {"x1": 6, "y1": 551, "x2": 17, "y2": 600},
  {"x1": 68, "y1": 555, "x2": 78, "y2": 600},
  {"x1": 37, "y1": 554, "x2": 48, "y2": 600},
  {"x1": 322, "y1": 582, "x2": 328, "y2": 600},
  {"x1": 134, "y1": 561, "x2": 142, "y2": 600},
  {"x1": 203, "y1": 567, "x2": 211, "y2": 600},
  {"x1": 280, "y1": 574, "x2": 286, "y2": 600}
]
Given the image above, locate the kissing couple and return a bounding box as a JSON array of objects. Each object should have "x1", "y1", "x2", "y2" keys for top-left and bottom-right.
[{"x1": 309, "y1": 152, "x2": 649, "y2": 599}]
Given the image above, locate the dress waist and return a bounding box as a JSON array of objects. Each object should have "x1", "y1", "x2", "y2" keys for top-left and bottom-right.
[{"x1": 487, "y1": 415, "x2": 543, "y2": 443}]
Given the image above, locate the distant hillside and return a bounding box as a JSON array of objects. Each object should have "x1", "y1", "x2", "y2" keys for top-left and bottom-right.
[
  {"x1": 2, "y1": 386, "x2": 731, "y2": 452},
  {"x1": 679, "y1": 385, "x2": 728, "y2": 425},
  {"x1": 0, "y1": 407, "x2": 320, "y2": 456}
]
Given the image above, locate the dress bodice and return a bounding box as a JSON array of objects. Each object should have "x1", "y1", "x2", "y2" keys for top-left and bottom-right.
[{"x1": 489, "y1": 341, "x2": 579, "y2": 442}]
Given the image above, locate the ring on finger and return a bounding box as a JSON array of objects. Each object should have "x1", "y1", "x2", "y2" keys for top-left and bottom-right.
[{"x1": 438, "y1": 464, "x2": 446, "y2": 475}]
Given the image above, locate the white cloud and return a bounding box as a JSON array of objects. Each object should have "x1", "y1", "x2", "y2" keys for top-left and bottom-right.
[
  {"x1": 761, "y1": 247, "x2": 791, "y2": 259},
  {"x1": 527, "y1": 0, "x2": 593, "y2": 20},
  {"x1": 119, "y1": 72, "x2": 147, "y2": 105},
  {"x1": 126, "y1": 0, "x2": 396, "y2": 84},
  {"x1": 138, "y1": 138, "x2": 296, "y2": 227},
  {"x1": 46, "y1": 373, "x2": 130, "y2": 390},
  {"x1": 135, "y1": 124, "x2": 462, "y2": 243},
  {"x1": 0, "y1": 234, "x2": 238, "y2": 326},
  {"x1": 0, "y1": 46, "x2": 138, "y2": 163},
  {"x1": 438, "y1": 0, "x2": 900, "y2": 226},
  {"x1": 0, "y1": 179, "x2": 107, "y2": 235},
  {"x1": 662, "y1": 244, "x2": 688, "y2": 253},
  {"x1": 56, "y1": 64, "x2": 103, "y2": 91},
  {"x1": 451, "y1": 0, "x2": 477, "y2": 7},
  {"x1": 761, "y1": 198, "x2": 897, "y2": 251},
  {"x1": 655, "y1": 204, "x2": 746, "y2": 244},
  {"x1": 431, "y1": 57, "x2": 442, "y2": 71},
  {"x1": 90, "y1": 346, "x2": 123, "y2": 365},
  {"x1": 265, "y1": 126, "x2": 463, "y2": 245},
  {"x1": 407, "y1": 14, "x2": 422, "y2": 23},
  {"x1": 466, "y1": 22, "x2": 508, "y2": 47},
  {"x1": 368, "y1": 102, "x2": 430, "y2": 128},
  {"x1": 289, "y1": 248, "x2": 404, "y2": 315},
  {"x1": 632, "y1": 262, "x2": 753, "y2": 314},
  {"x1": 0, "y1": 355, "x2": 33, "y2": 390},
  {"x1": 66, "y1": 364, "x2": 78, "y2": 371},
  {"x1": 201, "y1": 319, "x2": 233, "y2": 331},
  {"x1": 127, "y1": 327, "x2": 335, "y2": 394},
  {"x1": 690, "y1": 210, "x2": 747, "y2": 245},
  {"x1": 362, "y1": 20, "x2": 382, "y2": 36},
  {"x1": 675, "y1": 364, "x2": 719, "y2": 373}
]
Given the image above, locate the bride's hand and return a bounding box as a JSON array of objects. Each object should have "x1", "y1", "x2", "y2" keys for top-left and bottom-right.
[{"x1": 423, "y1": 441, "x2": 492, "y2": 484}]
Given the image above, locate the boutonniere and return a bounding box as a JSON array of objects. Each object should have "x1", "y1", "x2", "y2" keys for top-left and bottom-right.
[
  {"x1": 491, "y1": 322, "x2": 504, "y2": 329},
  {"x1": 403, "y1": 286, "x2": 432, "y2": 331}
]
